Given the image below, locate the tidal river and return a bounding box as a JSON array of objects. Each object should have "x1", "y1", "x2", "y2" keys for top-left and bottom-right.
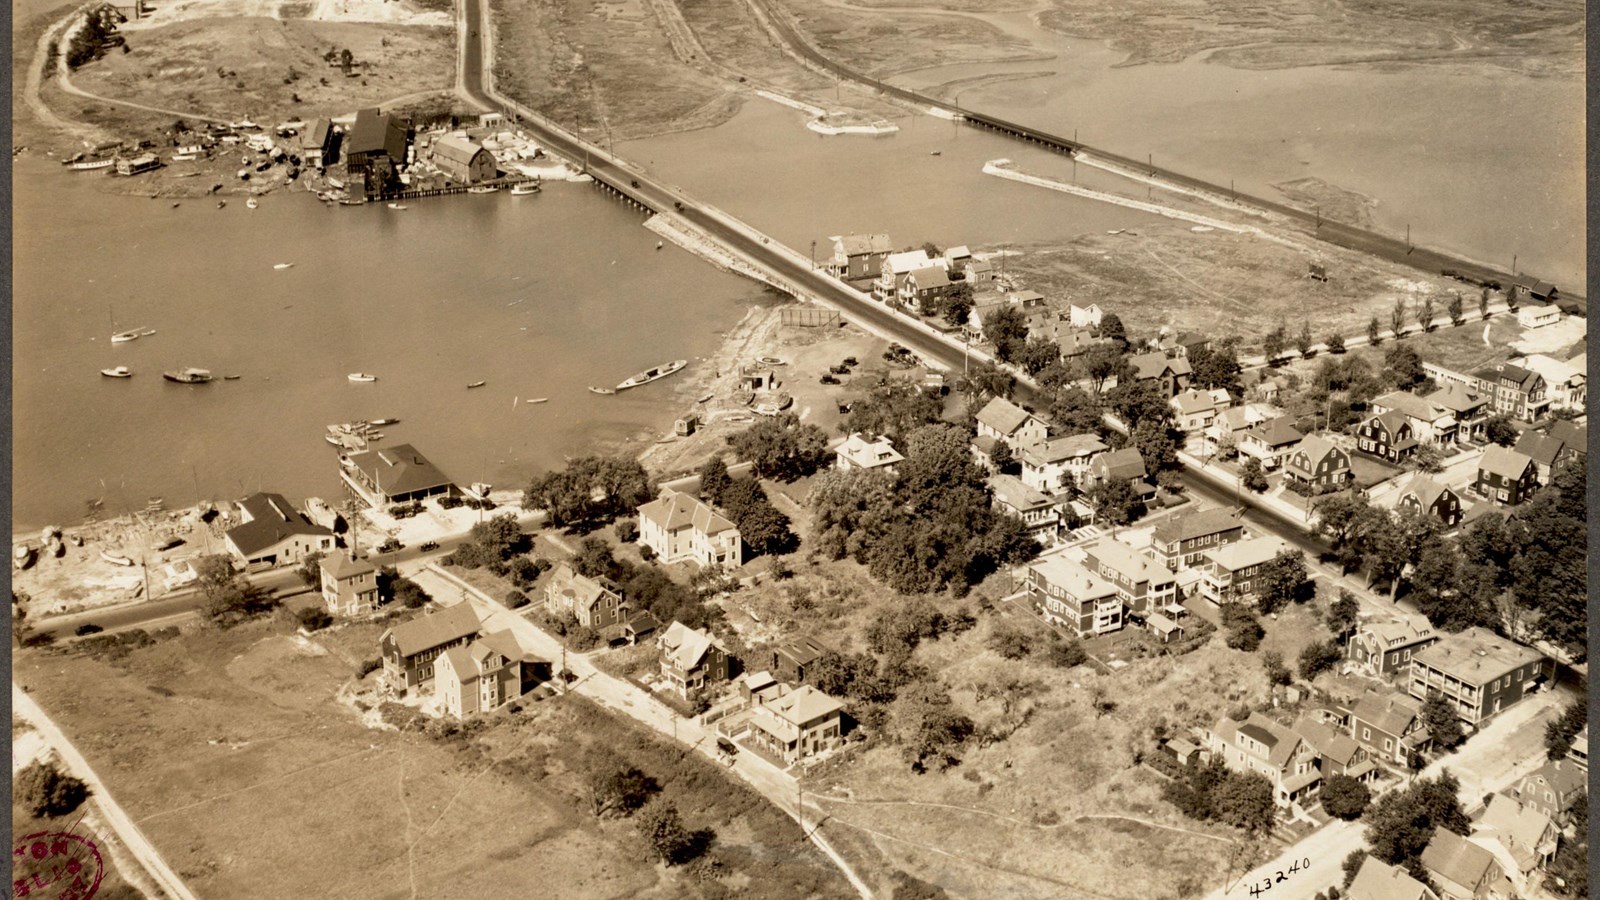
[{"x1": 10, "y1": 159, "x2": 767, "y2": 531}]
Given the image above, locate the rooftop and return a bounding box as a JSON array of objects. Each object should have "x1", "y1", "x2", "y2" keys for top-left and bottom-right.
[
  {"x1": 836, "y1": 433, "x2": 904, "y2": 469},
  {"x1": 1420, "y1": 829, "x2": 1498, "y2": 890},
  {"x1": 975, "y1": 396, "x2": 1035, "y2": 437},
  {"x1": 1245, "y1": 416, "x2": 1305, "y2": 447},
  {"x1": 835, "y1": 233, "x2": 892, "y2": 256},
  {"x1": 987, "y1": 473, "x2": 1054, "y2": 511},
  {"x1": 225, "y1": 492, "x2": 333, "y2": 556},
  {"x1": 346, "y1": 444, "x2": 456, "y2": 498},
  {"x1": 1411, "y1": 627, "x2": 1542, "y2": 685},
  {"x1": 638, "y1": 491, "x2": 738, "y2": 536},
  {"x1": 1477, "y1": 445, "x2": 1536, "y2": 480},
  {"x1": 1085, "y1": 539, "x2": 1173, "y2": 587},
  {"x1": 1205, "y1": 536, "x2": 1288, "y2": 572},
  {"x1": 1030, "y1": 555, "x2": 1118, "y2": 600},
  {"x1": 1347, "y1": 855, "x2": 1438, "y2": 900},
  {"x1": 1152, "y1": 507, "x2": 1244, "y2": 545},
  {"x1": 384, "y1": 602, "x2": 481, "y2": 659},
  {"x1": 1022, "y1": 433, "x2": 1108, "y2": 465}
]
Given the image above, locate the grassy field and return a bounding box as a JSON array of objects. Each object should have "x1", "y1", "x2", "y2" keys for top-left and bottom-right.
[
  {"x1": 10, "y1": 801, "x2": 145, "y2": 900},
  {"x1": 13, "y1": 611, "x2": 850, "y2": 899},
  {"x1": 768, "y1": 0, "x2": 1046, "y2": 79}
]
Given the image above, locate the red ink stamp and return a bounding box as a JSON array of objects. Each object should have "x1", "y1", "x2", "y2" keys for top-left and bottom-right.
[{"x1": 11, "y1": 832, "x2": 103, "y2": 900}]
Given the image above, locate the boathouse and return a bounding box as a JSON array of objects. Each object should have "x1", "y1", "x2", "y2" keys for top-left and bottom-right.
[
  {"x1": 430, "y1": 134, "x2": 497, "y2": 184},
  {"x1": 344, "y1": 108, "x2": 409, "y2": 175},
  {"x1": 300, "y1": 118, "x2": 337, "y2": 169},
  {"x1": 224, "y1": 492, "x2": 336, "y2": 569},
  {"x1": 341, "y1": 444, "x2": 459, "y2": 508}
]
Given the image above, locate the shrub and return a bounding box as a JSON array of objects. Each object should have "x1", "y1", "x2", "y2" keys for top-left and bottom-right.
[
  {"x1": 14, "y1": 762, "x2": 89, "y2": 818},
  {"x1": 638, "y1": 545, "x2": 656, "y2": 562},
  {"x1": 505, "y1": 589, "x2": 530, "y2": 609},
  {"x1": 987, "y1": 622, "x2": 1034, "y2": 660},
  {"x1": 296, "y1": 607, "x2": 332, "y2": 632},
  {"x1": 1321, "y1": 775, "x2": 1372, "y2": 820},
  {"x1": 615, "y1": 520, "x2": 639, "y2": 543},
  {"x1": 355, "y1": 657, "x2": 382, "y2": 678}
]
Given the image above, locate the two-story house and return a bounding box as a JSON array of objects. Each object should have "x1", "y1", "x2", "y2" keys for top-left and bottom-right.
[
  {"x1": 1356, "y1": 409, "x2": 1419, "y2": 463},
  {"x1": 1408, "y1": 627, "x2": 1547, "y2": 726},
  {"x1": 1284, "y1": 434, "x2": 1352, "y2": 488},
  {"x1": 987, "y1": 473, "x2": 1062, "y2": 545},
  {"x1": 1170, "y1": 388, "x2": 1233, "y2": 433},
  {"x1": 1393, "y1": 475, "x2": 1464, "y2": 528},
  {"x1": 1508, "y1": 760, "x2": 1586, "y2": 824},
  {"x1": 1237, "y1": 417, "x2": 1305, "y2": 471},
  {"x1": 765, "y1": 635, "x2": 829, "y2": 685},
  {"x1": 1347, "y1": 613, "x2": 1437, "y2": 677},
  {"x1": 874, "y1": 249, "x2": 936, "y2": 301},
  {"x1": 900, "y1": 265, "x2": 952, "y2": 312},
  {"x1": 1349, "y1": 691, "x2": 1432, "y2": 767},
  {"x1": 1082, "y1": 539, "x2": 1178, "y2": 617},
  {"x1": 1419, "y1": 829, "x2": 1509, "y2": 900},
  {"x1": 1127, "y1": 351, "x2": 1193, "y2": 397},
  {"x1": 1347, "y1": 856, "x2": 1442, "y2": 900},
  {"x1": 1292, "y1": 716, "x2": 1377, "y2": 783},
  {"x1": 1197, "y1": 536, "x2": 1289, "y2": 605},
  {"x1": 320, "y1": 552, "x2": 379, "y2": 616},
  {"x1": 434, "y1": 629, "x2": 539, "y2": 718},
  {"x1": 1469, "y1": 794, "x2": 1558, "y2": 894},
  {"x1": 835, "y1": 433, "x2": 904, "y2": 473},
  {"x1": 975, "y1": 396, "x2": 1049, "y2": 452},
  {"x1": 744, "y1": 683, "x2": 846, "y2": 764},
  {"x1": 544, "y1": 562, "x2": 626, "y2": 629},
  {"x1": 223, "y1": 492, "x2": 337, "y2": 570},
  {"x1": 828, "y1": 233, "x2": 893, "y2": 281},
  {"x1": 1021, "y1": 554, "x2": 1122, "y2": 637},
  {"x1": 1474, "y1": 363, "x2": 1549, "y2": 422},
  {"x1": 1371, "y1": 391, "x2": 1460, "y2": 446},
  {"x1": 1205, "y1": 712, "x2": 1323, "y2": 809},
  {"x1": 379, "y1": 602, "x2": 482, "y2": 693},
  {"x1": 1019, "y1": 434, "x2": 1109, "y2": 495},
  {"x1": 1150, "y1": 507, "x2": 1245, "y2": 571},
  {"x1": 1512, "y1": 430, "x2": 1570, "y2": 485},
  {"x1": 1474, "y1": 446, "x2": 1539, "y2": 507},
  {"x1": 1425, "y1": 382, "x2": 1490, "y2": 443},
  {"x1": 657, "y1": 621, "x2": 736, "y2": 700},
  {"x1": 638, "y1": 491, "x2": 743, "y2": 569},
  {"x1": 1085, "y1": 448, "x2": 1154, "y2": 500}
]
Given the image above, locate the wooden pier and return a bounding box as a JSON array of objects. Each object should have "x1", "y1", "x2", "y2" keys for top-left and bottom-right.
[{"x1": 373, "y1": 174, "x2": 539, "y2": 202}]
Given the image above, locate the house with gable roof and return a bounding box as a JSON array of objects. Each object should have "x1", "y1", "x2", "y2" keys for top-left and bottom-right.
[
  {"x1": 974, "y1": 396, "x2": 1048, "y2": 451},
  {"x1": 1284, "y1": 434, "x2": 1352, "y2": 488},
  {"x1": 1347, "y1": 613, "x2": 1437, "y2": 677},
  {"x1": 320, "y1": 552, "x2": 379, "y2": 616},
  {"x1": 1508, "y1": 760, "x2": 1586, "y2": 824},
  {"x1": 1371, "y1": 391, "x2": 1460, "y2": 446},
  {"x1": 829, "y1": 233, "x2": 893, "y2": 281},
  {"x1": 1513, "y1": 429, "x2": 1569, "y2": 484},
  {"x1": 1082, "y1": 538, "x2": 1177, "y2": 617},
  {"x1": 1019, "y1": 433, "x2": 1108, "y2": 494},
  {"x1": 430, "y1": 133, "x2": 497, "y2": 183},
  {"x1": 543, "y1": 562, "x2": 626, "y2": 629},
  {"x1": 223, "y1": 491, "x2": 336, "y2": 569},
  {"x1": 1425, "y1": 382, "x2": 1490, "y2": 442},
  {"x1": 1292, "y1": 716, "x2": 1377, "y2": 783},
  {"x1": 1204, "y1": 711, "x2": 1323, "y2": 809},
  {"x1": 638, "y1": 491, "x2": 743, "y2": 569},
  {"x1": 1420, "y1": 829, "x2": 1510, "y2": 900},
  {"x1": 340, "y1": 443, "x2": 459, "y2": 508},
  {"x1": 1392, "y1": 474, "x2": 1463, "y2": 528},
  {"x1": 1356, "y1": 409, "x2": 1419, "y2": 463},
  {"x1": 1474, "y1": 363, "x2": 1549, "y2": 422},
  {"x1": 1350, "y1": 690, "x2": 1432, "y2": 767},
  {"x1": 1237, "y1": 417, "x2": 1304, "y2": 470},
  {"x1": 1474, "y1": 446, "x2": 1539, "y2": 506},
  {"x1": 1346, "y1": 856, "x2": 1442, "y2": 900},
  {"x1": 1469, "y1": 793, "x2": 1558, "y2": 891},
  {"x1": 1150, "y1": 507, "x2": 1245, "y2": 571},
  {"x1": 874, "y1": 249, "x2": 936, "y2": 301},
  {"x1": 1020, "y1": 554, "x2": 1122, "y2": 636},
  {"x1": 344, "y1": 107, "x2": 409, "y2": 175},
  {"x1": 1170, "y1": 387, "x2": 1233, "y2": 433},
  {"x1": 900, "y1": 265, "x2": 952, "y2": 312},
  {"x1": 987, "y1": 473, "x2": 1061, "y2": 544},
  {"x1": 1085, "y1": 447, "x2": 1153, "y2": 498},
  {"x1": 1127, "y1": 351, "x2": 1192, "y2": 396},
  {"x1": 434, "y1": 629, "x2": 541, "y2": 718},
  {"x1": 657, "y1": 621, "x2": 737, "y2": 700},
  {"x1": 380, "y1": 602, "x2": 482, "y2": 692}
]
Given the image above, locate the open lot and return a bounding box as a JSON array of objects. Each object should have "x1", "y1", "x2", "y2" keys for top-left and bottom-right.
[{"x1": 13, "y1": 611, "x2": 848, "y2": 899}]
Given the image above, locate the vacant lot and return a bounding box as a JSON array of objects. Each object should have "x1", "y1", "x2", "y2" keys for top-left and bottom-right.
[
  {"x1": 769, "y1": 0, "x2": 1046, "y2": 79},
  {"x1": 13, "y1": 612, "x2": 848, "y2": 899}
]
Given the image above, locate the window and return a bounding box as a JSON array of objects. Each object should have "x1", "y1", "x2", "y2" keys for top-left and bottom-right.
[
  {"x1": 1363, "y1": 728, "x2": 1371, "y2": 740},
  {"x1": 1384, "y1": 739, "x2": 1392, "y2": 751}
]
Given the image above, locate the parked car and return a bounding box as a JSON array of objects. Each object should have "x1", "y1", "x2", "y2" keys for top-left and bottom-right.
[
  {"x1": 419, "y1": 540, "x2": 439, "y2": 552},
  {"x1": 842, "y1": 356, "x2": 858, "y2": 367},
  {"x1": 376, "y1": 537, "x2": 404, "y2": 554},
  {"x1": 74, "y1": 624, "x2": 103, "y2": 636},
  {"x1": 819, "y1": 374, "x2": 840, "y2": 385}
]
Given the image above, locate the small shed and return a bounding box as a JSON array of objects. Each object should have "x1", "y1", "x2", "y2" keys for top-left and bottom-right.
[
  {"x1": 1147, "y1": 612, "x2": 1185, "y2": 644},
  {"x1": 1162, "y1": 737, "x2": 1201, "y2": 768},
  {"x1": 674, "y1": 415, "x2": 698, "y2": 437}
]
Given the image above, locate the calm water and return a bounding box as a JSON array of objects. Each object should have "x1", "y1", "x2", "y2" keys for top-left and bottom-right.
[{"x1": 11, "y1": 159, "x2": 766, "y2": 530}]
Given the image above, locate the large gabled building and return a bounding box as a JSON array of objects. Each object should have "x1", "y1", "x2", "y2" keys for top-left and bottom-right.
[
  {"x1": 344, "y1": 107, "x2": 409, "y2": 175},
  {"x1": 380, "y1": 602, "x2": 482, "y2": 692},
  {"x1": 223, "y1": 492, "x2": 336, "y2": 569},
  {"x1": 1474, "y1": 363, "x2": 1549, "y2": 422},
  {"x1": 341, "y1": 444, "x2": 459, "y2": 508},
  {"x1": 1020, "y1": 554, "x2": 1122, "y2": 637},
  {"x1": 1150, "y1": 507, "x2": 1245, "y2": 571},
  {"x1": 637, "y1": 491, "x2": 742, "y2": 569}
]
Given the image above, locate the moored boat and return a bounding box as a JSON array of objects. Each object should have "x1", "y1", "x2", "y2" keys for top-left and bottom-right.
[
  {"x1": 615, "y1": 359, "x2": 687, "y2": 391},
  {"x1": 388, "y1": 203, "x2": 408, "y2": 210},
  {"x1": 69, "y1": 158, "x2": 114, "y2": 171},
  {"x1": 588, "y1": 386, "x2": 616, "y2": 395},
  {"x1": 111, "y1": 330, "x2": 141, "y2": 343},
  {"x1": 246, "y1": 197, "x2": 258, "y2": 209},
  {"x1": 525, "y1": 398, "x2": 548, "y2": 404},
  {"x1": 100, "y1": 550, "x2": 134, "y2": 567},
  {"x1": 467, "y1": 186, "x2": 499, "y2": 195},
  {"x1": 510, "y1": 182, "x2": 540, "y2": 195},
  {"x1": 347, "y1": 373, "x2": 377, "y2": 383},
  {"x1": 367, "y1": 417, "x2": 399, "y2": 426},
  {"x1": 101, "y1": 366, "x2": 132, "y2": 378},
  {"x1": 467, "y1": 381, "x2": 487, "y2": 389},
  {"x1": 273, "y1": 262, "x2": 294, "y2": 269},
  {"x1": 163, "y1": 367, "x2": 214, "y2": 384}
]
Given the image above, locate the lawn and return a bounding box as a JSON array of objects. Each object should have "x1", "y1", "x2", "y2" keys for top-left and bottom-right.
[{"x1": 12, "y1": 610, "x2": 849, "y2": 899}]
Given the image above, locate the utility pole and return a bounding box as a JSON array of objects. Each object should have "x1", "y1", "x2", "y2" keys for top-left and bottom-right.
[{"x1": 810, "y1": 240, "x2": 816, "y2": 271}]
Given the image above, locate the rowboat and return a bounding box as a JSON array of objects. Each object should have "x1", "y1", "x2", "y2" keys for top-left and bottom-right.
[
  {"x1": 326, "y1": 177, "x2": 345, "y2": 189},
  {"x1": 347, "y1": 373, "x2": 377, "y2": 383},
  {"x1": 388, "y1": 203, "x2": 408, "y2": 210},
  {"x1": 69, "y1": 158, "x2": 114, "y2": 171},
  {"x1": 13, "y1": 545, "x2": 35, "y2": 570},
  {"x1": 525, "y1": 398, "x2": 548, "y2": 404},
  {"x1": 588, "y1": 386, "x2": 616, "y2": 395},
  {"x1": 100, "y1": 550, "x2": 134, "y2": 567},
  {"x1": 368, "y1": 418, "x2": 399, "y2": 426},
  {"x1": 111, "y1": 330, "x2": 142, "y2": 343},
  {"x1": 163, "y1": 367, "x2": 213, "y2": 384},
  {"x1": 466, "y1": 381, "x2": 487, "y2": 389},
  {"x1": 273, "y1": 263, "x2": 293, "y2": 270},
  {"x1": 246, "y1": 197, "x2": 258, "y2": 209},
  {"x1": 101, "y1": 366, "x2": 132, "y2": 378},
  {"x1": 615, "y1": 359, "x2": 686, "y2": 391}
]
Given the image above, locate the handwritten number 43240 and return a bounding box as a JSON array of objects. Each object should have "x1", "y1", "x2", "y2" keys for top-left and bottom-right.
[{"x1": 1248, "y1": 858, "x2": 1310, "y2": 896}]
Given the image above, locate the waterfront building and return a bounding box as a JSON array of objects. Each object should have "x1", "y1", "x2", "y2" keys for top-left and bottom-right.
[
  {"x1": 223, "y1": 491, "x2": 335, "y2": 569},
  {"x1": 828, "y1": 233, "x2": 893, "y2": 281},
  {"x1": 341, "y1": 444, "x2": 459, "y2": 508},
  {"x1": 430, "y1": 134, "x2": 497, "y2": 184},
  {"x1": 344, "y1": 108, "x2": 409, "y2": 175}
]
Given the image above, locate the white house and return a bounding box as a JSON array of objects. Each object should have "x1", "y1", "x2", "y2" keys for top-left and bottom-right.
[
  {"x1": 638, "y1": 492, "x2": 743, "y2": 569},
  {"x1": 1068, "y1": 302, "x2": 1103, "y2": 328},
  {"x1": 1237, "y1": 417, "x2": 1304, "y2": 470},
  {"x1": 874, "y1": 249, "x2": 937, "y2": 301},
  {"x1": 1170, "y1": 388, "x2": 1233, "y2": 434},
  {"x1": 974, "y1": 396, "x2": 1048, "y2": 451},
  {"x1": 1020, "y1": 434, "x2": 1108, "y2": 494},
  {"x1": 1370, "y1": 391, "x2": 1460, "y2": 445},
  {"x1": 1516, "y1": 303, "x2": 1561, "y2": 329},
  {"x1": 835, "y1": 433, "x2": 903, "y2": 472}
]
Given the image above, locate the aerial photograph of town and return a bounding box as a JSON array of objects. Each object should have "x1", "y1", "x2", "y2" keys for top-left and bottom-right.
[{"x1": 7, "y1": 0, "x2": 1589, "y2": 895}]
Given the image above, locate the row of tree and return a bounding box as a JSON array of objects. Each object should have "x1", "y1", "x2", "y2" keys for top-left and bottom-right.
[{"x1": 697, "y1": 457, "x2": 797, "y2": 558}]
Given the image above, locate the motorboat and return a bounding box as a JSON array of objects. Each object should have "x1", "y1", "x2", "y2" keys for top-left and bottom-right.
[
  {"x1": 368, "y1": 418, "x2": 399, "y2": 426},
  {"x1": 615, "y1": 359, "x2": 686, "y2": 391},
  {"x1": 467, "y1": 381, "x2": 487, "y2": 389},
  {"x1": 588, "y1": 386, "x2": 616, "y2": 395},
  {"x1": 163, "y1": 367, "x2": 214, "y2": 384},
  {"x1": 525, "y1": 398, "x2": 548, "y2": 405},
  {"x1": 111, "y1": 330, "x2": 141, "y2": 344},
  {"x1": 246, "y1": 197, "x2": 258, "y2": 209},
  {"x1": 68, "y1": 158, "x2": 114, "y2": 171},
  {"x1": 222, "y1": 375, "x2": 242, "y2": 380},
  {"x1": 100, "y1": 550, "x2": 134, "y2": 567},
  {"x1": 101, "y1": 366, "x2": 132, "y2": 378},
  {"x1": 388, "y1": 203, "x2": 408, "y2": 210},
  {"x1": 273, "y1": 262, "x2": 294, "y2": 270},
  {"x1": 467, "y1": 186, "x2": 499, "y2": 195},
  {"x1": 510, "y1": 182, "x2": 540, "y2": 195},
  {"x1": 326, "y1": 177, "x2": 345, "y2": 189},
  {"x1": 347, "y1": 373, "x2": 377, "y2": 383}
]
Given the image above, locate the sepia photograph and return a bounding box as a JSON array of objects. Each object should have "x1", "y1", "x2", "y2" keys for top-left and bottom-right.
[{"x1": 8, "y1": 0, "x2": 1589, "y2": 896}]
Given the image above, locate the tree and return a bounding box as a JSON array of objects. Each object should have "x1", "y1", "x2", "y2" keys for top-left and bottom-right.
[
  {"x1": 1420, "y1": 694, "x2": 1464, "y2": 752},
  {"x1": 1019, "y1": 338, "x2": 1062, "y2": 376},
  {"x1": 719, "y1": 478, "x2": 797, "y2": 557},
  {"x1": 588, "y1": 765, "x2": 658, "y2": 818},
  {"x1": 1481, "y1": 414, "x2": 1517, "y2": 447},
  {"x1": 1366, "y1": 773, "x2": 1468, "y2": 866},
  {"x1": 1342, "y1": 850, "x2": 1369, "y2": 889},
  {"x1": 13, "y1": 590, "x2": 33, "y2": 649},
  {"x1": 1546, "y1": 794, "x2": 1587, "y2": 898},
  {"x1": 194, "y1": 554, "x2": 276, "y2": 627},
  {"x1": 1478, "y1": 285, "x2": 1491, "y2": 320},
  {"x1": 1109, "y1": 378, "x2": 1172, "y2": 430},
  {"x1": 1189, "y1": 338, "x2": 1244, "y2": 395},
  {"x1": 1240, "y1": 457, "x2": 1268, "y2": 493},
  {"x1": 988, "y1": 440, "x2": 1016, "y2": 474},
  {"x1": 1048, "y1": 386, "x2": 1106, "y2": 437},
  {"x1": 573, "y1": 536, "x2": 620, "y2": 580},
  {"x1": 1261, "y1": 650, "x2": 1291, "y2": 686},
  {"x1": 1222, "y1": 604, "x2": 1263, "y2": 652},
  {"x1": 296, "y1": 607, "x2": 332, "y2": 631},
  {"x1": 524, "y1": 456, "x2": 654, "y2": 531},
  {"x1": 1321, "y1": 775, "x2": 1372, "y2": 820},
  {"x1": 1416, "y1": 296, "x2": 1435, "y2": 333},
  {"x1": 698, "y1": 455, "x2": 732, "y2": 506},
  {"x1": 1131, "y1": 418, "x2": 1179, "y2": 474},
  {"x1": 14, "y1": 761, "x2": 89, "y2": 818},
  {"x1": 1503, "y1": 285, "x2": 1519, "y2": 311},
  {"x1": 1367, "y1": 316, "x2": 1382, "y2": 346},
  {"x1": 944, "y1": 286, "x2": 973, "y2": 328},
  {"x1": 1314, "y1": 492, "x2": 1371, "y2": 574},
  {"x1": 1389, "y1": 298, "x2": 1407, "y2": 338},
  {"x1": 986, "y1": 305, "x2": 1029, "y2": 362},
  {"x1": 1262, "y1": 322, "x2": 1287, "y2": 365},
  {"x1": 987, "y1": 621, "x2": 1034, "y2": 660},
  {"x1": 1098, "y1": 312, "x2": 1127, "y2": 349},
  {"x1": 1081, "y1": 343, "x2": 1126, "y2": 395},
  {"x1": 1544, "y1": 692, "x2": 1587, "y2": 761},
  {"x1": 726, "y1": 413, "x2": 832, "y2": 481},
  {"x1": 635, "y1": 800, "x2": 711, "y2": 865},
  {"x1": 1212, "y1": 771, "x2": 1277, "y2": 833},
  {"x1": 1326, "y1": 589, "x2": 1361, "y2": 640},
  {"x1": 297, "y1": 551, "x2": 326, "y2": 588},
  {"x1": 1446, "y1": 293, "x2": 1464, "y2": 327},
  {"x1": 895, "y1": 682, "x2": 974, "y2": 773},
  {"x1": 1412, "y1": 444, "x2": 1443, "y2": 473},
  {"x1": 391, "y1": 576, "x2": 431, "y2": 608},
  {"x1": 1295, "y1": 321, "x2": 1315, "y2": 358},
  {"x1": 846, "y1": 376, "x2": 944, "y2": 447},
  {"x1": 1087, "y1": 476, "x2": 1142, "y2": 527},
  {"x1": 1325, "y1": 332, "x2": 1346, "y2": 354},
  {"x1": 1383, "y1": 344, "x2": 1425, "y2": 390},
  {"x1": 1256, "y1": 550, "x2": 1312, "y2": 614},
  {"x1": 1298, "y1": 639, "x2": 1343, "y2": 680}
]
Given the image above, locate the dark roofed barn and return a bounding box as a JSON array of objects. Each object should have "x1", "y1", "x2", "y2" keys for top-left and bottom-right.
[
  {"x1": 340, "y1": 443, "x2": 459, "y2": 508},
  {"x1": 345, "y1": 108, "x2": 409, "y2": 175}
]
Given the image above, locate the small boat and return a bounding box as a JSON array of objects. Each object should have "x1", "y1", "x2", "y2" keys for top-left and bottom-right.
[
  {"x1": 326, "y1": 177, "x2": 345, "y2": 189},
  {"x1": 466, "y1": 381, "x2": 487, "y2": 389},
  {"x1": 171, "y1": 202, "x2": 181, "y2": 208},
  {"x1": 69, "y1": 158, "x2": 114, "y2": 171},
  {"x1": 931, "y1": 150, "x2": 942, "y2": 156},
  {"x1": 111, "y1": 330, "x2": 142, "y2": 344},
  {"x1": 101, "y1": 366, "x2": 132, "y2": 378},
  {"x1": 217, "y1": 200, "x2": 227, "y2": 209},
  {"x1": 656, "y1": 241, "x2": 664, "y2": 250},
  {"x1": 246, "y1": 197, "x2": 258, "y2": 209},
  {"x1": 510, "y1": 182, "x2": 540, "y2": 195},
  {"x1": 615, "y1": 359, "x2": 687, "y2": 391},
  {"x1": 757, "y1": 356, "x2": 786, "y2": 366},
  {"x1": 273, "y1": 263, "x2": 293, "y2": 270},
  {"x1": 338, "y1": 199, "x2": 364, "y2": 206},
  {"x1": 697, "y1": 393, "x2": 713, "y2": 403},
  {"x1": 100, "y1": 550, "x2": 134, "y2": 567},
  {"x1": 347, "y1": 373, "x2": 377, "y2": 383},
  {"x1": 388, "y1": 203, "x2": 408, "y2": 210},
  {"x1": 222, "y1": 375, "x2": 241, "y2": 381},
  {"x1": 466, "y1": 482, "x2": 493, "y2": 500},
  {"x1": 467, "y1": 186, "x2": 499, "y2": 195},
  {"x1": 368, "y1": 418, "x2": 399, "y2": 426},
  {"x1": 13, "y1": 545, "x2": 35, "y2": 570},
  {"x1": 173, "y1": 153, "x2": 197, "y2": 162},
  {"x1": 163, "y1": 367, "x2": 213, "y2": 384},
  {"x1": 525, "y1": 398, "x2": 548, "y2": 404},
  {"x1": 588, "y1": 386, "x2": 616, "y2": 395}
]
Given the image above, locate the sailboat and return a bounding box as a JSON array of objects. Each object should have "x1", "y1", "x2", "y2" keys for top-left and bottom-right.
[{"x1": 109, "y1": 306, "x2": 142, "y2": 344}]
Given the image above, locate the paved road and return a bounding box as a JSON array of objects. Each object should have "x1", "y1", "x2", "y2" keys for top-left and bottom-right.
[{"x1": 13, "y1": 684, "x2": 201, "y2": 900}]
